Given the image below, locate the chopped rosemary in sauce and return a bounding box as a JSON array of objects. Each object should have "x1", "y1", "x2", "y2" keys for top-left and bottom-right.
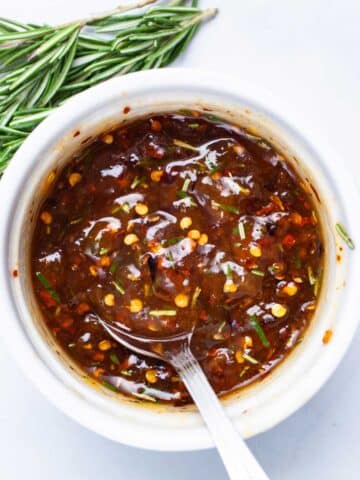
[
  {"x1": 102, "y1": 380, "x2": 118, "y2": 392},
  {"x1": 112, "y1": 280, "x2": 125, "y2": 295},
  {"x1": 131, "y1": 176, "x2": 146, "y2": 189},
  {"x1": 212, "y1": 201, "x2": 240, "y2": 215},
  {"x1": 251, "y1": 269, "x2": 265, "y2": 277},
  {"x1": 35, "y1": 272, "x2": 60, "y2": 302},
  {"x1": 249, "y1": 315, "x2": 270, "y2": 348},
  {"x1": 110, "y1": 353, "x2": 120, "y2": 365}
]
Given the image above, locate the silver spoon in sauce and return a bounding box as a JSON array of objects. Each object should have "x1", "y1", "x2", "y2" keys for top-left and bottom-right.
[{"x1": 96, "y1": 315, "x2": 270, "y2": 480}]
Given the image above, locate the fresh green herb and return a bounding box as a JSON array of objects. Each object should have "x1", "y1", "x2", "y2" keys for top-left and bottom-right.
[
  {"x1": 191, "y1": 286, "x2": 201, "y2": 308},
  {"x1": 110, "y1": 352, "x2": 120, "y2": 365},
  {"x1": 109, "y1": 261, "x2": 119, "y2": 274},
  {"x1": 102, "y1": 380, "x2": 118, "y2": 392},
  {"x1": 68, "y1": 342, "x2": 76, "y2": 348},
  {"x1": 249, "y1": 315, "x2": 270, "y2": 348},
  {"x1": 112, "y1": 202, "x2": 130, "y2": 214},
  {"x1": 177, "y1": 190, "x2": 188, "y2": 199},
  {"x1": 269, "y1": 263, "x2": 281, "y2": 275},
  {"x1": 208, "y1": 165, "x2": 221, "y2": 175},
  {"x1": 176, "y1": 190, "x2": 197, "y2": 206},
  {"x1": 225, "y1": 263, "x2": 232, "y2": 279},
  {"x1": 251, "y1": 268, "x2": 265, "y2": 277},
  {"x1": 149, "y1": 309, "x2": 177, "y2": 317},
  {"x1": 99, "y1": 247, "x2": 110, "y2": 256},
  {"x1": 0, "y1": 2, "x2": 217, "y2": 174},
  {"x1": 130, "y1": 176, "x2": 146, "y2": 190},
  {"x1": 120, "y1": 369, "x2": 132, "y2": 377},
  {"x1": 133, "y1": 389, "x2": 157, "y2": 402},
  {"x1": 203, "y1": 113, "x2": 224, "y2": 123},
  {"x1": 188, "y1": 123, "x2": 199, "y2": 128},
  {"x1": 177, "y1": 109, "x2": 194, "y2": 116},
  {"x1": 242, "y1": 352, "x2": 259, "y2": 364},
  {"x1": 212, "y1": 201, "x2": 240, "y2": 215},
  {"x1": 162, "y1": 236, "x2": 185, "y2": 247},
  {"x1": 112, "y1": 280, "x2": 125, "y2": 295},
  {"x1": 234, "y1": 242, "x2": 242, "y2": 247},
  {"x1": 35, "y1": 271, "x2": 60, "y2": 302},
  {"x1": 335, "y1": 222, "x2": 355, "y2": 250},
  {"x1": 166, "y1": 250, "x2": 175, "y2": 269},
  {"x1": 173, "y1": 138, "x2": 199, "y2": 151}
]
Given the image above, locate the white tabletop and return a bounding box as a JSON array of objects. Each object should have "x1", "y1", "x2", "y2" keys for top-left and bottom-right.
[{"x1": 1, "y1": 1, "x2": 360, "y2": 478}]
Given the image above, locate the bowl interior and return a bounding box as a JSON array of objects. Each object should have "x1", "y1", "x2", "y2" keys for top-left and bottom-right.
[{"x1": 4, "y1": 73, "x2": 351, "y2": 450}]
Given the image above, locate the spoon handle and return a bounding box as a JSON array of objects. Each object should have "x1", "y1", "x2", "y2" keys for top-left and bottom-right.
[{"x1": 171, "y1": 347, "x2": 269, "y2": 480}]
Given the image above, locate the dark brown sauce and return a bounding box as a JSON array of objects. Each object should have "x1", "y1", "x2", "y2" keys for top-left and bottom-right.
[{"x1": 31, "y1": 112, "x2": 323, "y2": 405}]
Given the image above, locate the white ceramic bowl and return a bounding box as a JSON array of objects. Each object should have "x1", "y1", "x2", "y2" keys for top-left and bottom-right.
[{"x1": 0, "y1": 69, "x2": 359, "y2": 451}]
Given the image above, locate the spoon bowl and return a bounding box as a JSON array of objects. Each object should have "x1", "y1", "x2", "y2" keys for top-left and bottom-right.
[{"x1": 97, "y1": 313, "x2": 270, "y2": 480}]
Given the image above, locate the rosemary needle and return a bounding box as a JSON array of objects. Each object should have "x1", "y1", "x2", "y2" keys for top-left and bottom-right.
[{"x1": 0, "y1": 1, "x2": 217, "y2": 174}]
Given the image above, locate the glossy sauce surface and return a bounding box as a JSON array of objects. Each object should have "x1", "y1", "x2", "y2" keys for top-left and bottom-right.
[{"x1": 31, "y1": 112, "x2": 323, "y2": 405}]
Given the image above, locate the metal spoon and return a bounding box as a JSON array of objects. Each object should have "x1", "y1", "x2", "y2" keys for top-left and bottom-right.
[{"x1": 97, "y1": 316, "x2": 269, "y2": 480}]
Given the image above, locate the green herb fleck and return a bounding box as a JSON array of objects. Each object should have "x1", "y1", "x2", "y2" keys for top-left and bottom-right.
[
  {"x1": 102, "y1": 380, "x2": 118, "y2": 392},
  {"x1": 35, "y1": 271, "x2": 60, "y2": 302},
  {"x1": 109, "y1": 261, "x2": 119, "y2": 275},
  {"x1": 335, "y1": 222, "x2": 355, "y2": 250},
  {"x1": 110, "y1": 353, "x2": 120, "y2": 365},
  {"x1": 112, "y1": 280, "x2": 125, "y2": 295},
  {"x1": 131, "y1": 176, "x2": 146, "y2": 190},
  {"x1": 251, "y1": 269, "x2": 265, "y2": 277},
  {"x1": 249, "y1": 315, "x2": 270, "y2": 348},
  {"x1": 99, "y1": 247, "x2": 110, "y2": 256},
  {"x1": 162, "y1": 236, "x2": 185, "y2": 247},
  {"x1": 212, "y1": 201, "x2": 240, "y2": 215}
]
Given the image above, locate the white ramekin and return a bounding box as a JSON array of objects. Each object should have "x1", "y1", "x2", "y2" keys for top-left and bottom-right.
[{"x1": 0, "y1": 69, "x2": 359, "y2": 451}]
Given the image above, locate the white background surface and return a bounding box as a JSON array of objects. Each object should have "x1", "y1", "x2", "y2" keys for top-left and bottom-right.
[{"x1": 1, "y1": 1, "x2": 359, "y2": 478}]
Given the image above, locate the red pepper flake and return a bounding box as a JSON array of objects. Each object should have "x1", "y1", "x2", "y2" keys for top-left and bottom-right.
[
  {"x1": 322, "y1": 329, "x2": 333, "y2": 344},
  {"x1": 39, "y1": 289, "x2": 57, "y2": 308},
  {"x1": 12, "y1": 269, "x2": 18, "y2": 278},
  {"x1": 150, "y1": 119, "x2": 162, "y2": 132},
  {"x1": 60, "y1": 317, "x2": 74, "y2": 329},
  {"x1": 282, "y1": 234, "x2": 296, "y2": 248},
  {"x1": 73, "y1": 130, "x2": 80, "y2": 137},
  {"x1": 123, "y1": 106, "x2": 131, "y2": 114},
  {"x1": 76, "y1": 303, "x2": 90, "y2": 315}
]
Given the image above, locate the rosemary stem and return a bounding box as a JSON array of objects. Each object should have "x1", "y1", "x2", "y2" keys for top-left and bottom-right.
[{"x1": 61, "y1": 0, "x2": 156, "y2": 28}]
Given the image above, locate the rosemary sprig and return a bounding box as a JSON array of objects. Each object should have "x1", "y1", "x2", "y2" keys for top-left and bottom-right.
[{"x1": 0, "y1": 0, "x2": 217, "y2": 174}]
